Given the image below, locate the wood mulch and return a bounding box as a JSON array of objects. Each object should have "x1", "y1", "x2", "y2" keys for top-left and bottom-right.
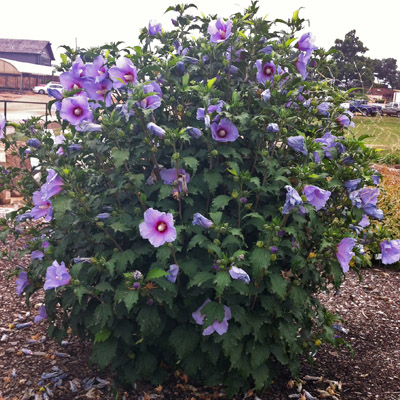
[{"x1": 1, "y1": 166, "x2": 400, "y2": 400}]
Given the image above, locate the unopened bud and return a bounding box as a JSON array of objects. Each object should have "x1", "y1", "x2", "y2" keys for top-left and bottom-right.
[{"x1": 256, "y1": 241, "x2": 264, "y2": 248}]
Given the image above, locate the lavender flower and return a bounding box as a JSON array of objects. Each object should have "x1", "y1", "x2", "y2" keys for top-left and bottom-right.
[
  {"x1": 166, "y1": 264, "x2": 179, "y2": 283},
  {"x1": 358, "y1": 214, "x2": 370, "y2": 228},
  {"x1": 160, "y1": 168, "x2": 190, "y2": 193},
  {"x1": 296, "y1": 51, "x2": 312, "y2": 80},
  {"x1": 229, "y1": 266, "x2": 250, "y2": 284},
  {"x1": 34, "y1": 305, "x2": 47, "y2": 323},
  {"x1": 288, "y1": 136, "x2": 308, "y2": 155},
  {"x1": 40, "y1": 169, "x2": 63, "y2": 199},
  {"x1": 192, "y1": 299, "x2": 231, "y2": 336},
  {"x1": 96, "y1": 213, "x2": 111, "y2": 221},
  {"x1": 139, "y1": 95, "x2": 162, "y2": 110},
  {"x1": 317, "y1": 102, "x2": 330, "y2": 116},
  {"x1": 83, "y1": 79, "x2": 113, "y2": 107},
  {"x1": 297, "y1": 33, "x2": 318, "y2": 52},
  {"x1": 60, "y1": 94, "x2": 93, "y2": 126},
  {"x1": 255, "y1": 60, "x2": 276, "y2": 84},
  {"x1": 344, "y1": 178, "x2": 361, "y2": 193},
  {"x1": 31, "y1": 192, "x2": 52, "y2": 222},
  {"x1": 31, "y1": 250, "x2": 44, "y2": 260},
  {"x1": 186, "y1": 127, "x2": 202, "y2": 138},
  {"x1": 192, "y1": 213, "x2": 213, "y2": 229},
  {"x1": 337, "y1": 238, "x2": 356, "y2": 273},
  {"x1": 16, "y1": 271, "x2": 29, "y2": 296},
  {"x1": 68, "y1": 144, "x2": 82, "y2": 152},
  {"x1": 148, "y1": 20, "x2": 162, "y2": 36},
  {"x1": 282, "y1": 185, "x2": 303, "y2": 214},
  {"x1": 337, "y1": 113, "x2": 355, "y2": 128},
  {"x1": 270, "y1": 246, "x2": 279, "y2": 254},
  {"x1": 303, "y1": 185, "x2": 331, "y2": 211},
  {"x1": 139, "y1": 208, "x2": 177, "y2": 247},
  {"x1": 109, "y1": 56, "x2": 137, "y2": 89},
  {"x1": 85, "y1": 55, "x2": 108, "y2": 83},
  {"x1": 147, "y1": 122, "x2": 165, "y2": 138},
  {"x1": 208, "y1": 19, "x2": 232, "y2": 43},
  {"x1": 266, "y1": 123, "x2": 279, "y2": 133},
  {"x1": 27, "y1": 138, "x2": 41, "y2": 148},
  {"x1": 211, "y1": 118, "x2": 239, "y2": 142},
  {"x1": 43, "y1": 261, "x2": 71, "y2": 290},
  {"x1": 261, "y1": 89, "x2": 271, "y2": 102},
  {"x1": 380, "y1": 240, "x2": 400, "y2": 265}
]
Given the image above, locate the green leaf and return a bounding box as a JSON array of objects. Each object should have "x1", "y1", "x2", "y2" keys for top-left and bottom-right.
[
  {"x1": 182, "y1": 156, "x2": 199, "y2": 174},
  {"x1": 211, "y1": 195, "x2": 231, "y2": 210},
  {"x1": 250, "y1": 343, "x2": 271, "y2": 369},
  {"x1": 250, "y1": 247, "x2": 270, "y2": 276},
  {"x1": 271, "y1": 344, "x2": 289, "y2": 365},
  {"x1": 91, "y1": 338, "x2": 117, "y2": 369},
  {"x1": 214, "y1": 270, "x2": 231, "y2": 296},
  {"x1": 182, "y1": 73, "x2": 189, "y2": 88},
  {"x1": 146, "y1": 268, "x2": 168, "y2": 280},
  {"x1": 137, "y1": 306, "x2": 161, "y2": 336},
  {"x1": 60, "y1": 53, "x2": 68, "y2": 64},
  {"x1": 207, "y1": 77, "x2": 217, "y2": 90},
  {"x1": 107, "y1": 250, "x2": 136, "y2": 276},
  {"x1": 253, "y1": 363, "x2": 270, "y2": 390},
  {"x1": 52, "y1": 196, "x2": 73, "y2": 214},
  {"x1": 202, "y1": 301, "x2": 224, "y2": 326},
  {"x1": 94, "y1": 329, "x2": 111, "y2": 343},
  {"x1": 111, "y1": 148, "x2": 129, "y2": 168},
  {"x1": 269, "y1": 273, "x2": 287, "y2": 299},
  {"x1": 289, "y1": 285, "x2": 308, "y2": 306},
  {"x1": 93, "y1": 303, "x2": 113, "y2": 330},
  {"x1": 209, "y1": 211, "x2": 222, "y2": 225},
  {"x1": 187, "y1": 233, "x2": 209, "y2": 250},
  {"x1": 95, "y1": 282, "x2": 114, "y2": 292},
  {"x1": 203, "y1": 171, "x2": 223, "y2": 193},
  {"x1": 123, "y1": 290, "x2": 139, "y2": 312},
  {"x1": 188, "y1": 272, "x2": 214, "y2": 288},
  {"x1": 168, "y1": 325, "x2": 199, "y2": 359}
]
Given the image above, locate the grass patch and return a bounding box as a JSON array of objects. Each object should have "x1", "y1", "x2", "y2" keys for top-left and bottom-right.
[{"x1": 351, "y1": 115, "x2": 400, "y2": 156}]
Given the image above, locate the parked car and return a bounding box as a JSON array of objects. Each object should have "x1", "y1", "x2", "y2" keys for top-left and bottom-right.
[
  {"x1": 381, "y1": 102, "x2": 400, "y2": 117},
  {"x1": 33, "y1": 82, "x2": 63, "y2": 95},
  {"x1": 348, "y1": 100, "x2": 382, "y2": 117}
]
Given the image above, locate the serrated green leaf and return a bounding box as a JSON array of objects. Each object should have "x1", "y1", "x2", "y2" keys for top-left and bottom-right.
[
  {"x1": 187, "y1": 233, "x2": 209, "y2": 250},
  {"x1": 91, "y1": 338, "x2": 117, "y2": 369},
  {"x1": 269, "y1": 273, "x2": 287, "y2": 299},
  {"x1": 202, "y1": 301, "x2": 224, "y2": 326},
  {"x1": 214, "y1": 270, "x2": 231, "y2": 296},
  {"x1": 92, "y1": 303, "x2": 113, "y2": 330},
  {"x1": 209, "y1": 211, "x2": 222, "y2": 225},
  {"x1": 94, "y1": 329, "x2": 111, "y2": 343},
  {"x1": 250, "y1": 343, "x2": 271, "y2": 369},
  {"x1": 250, "y1": 247, "x2": 270, "y2": 276},
  {"x1": 211, "y1": 195, "x2": 231, "y2": 210},
  {"x1": 137, "y1": 306, "x2": 161, "y2": 336},
  {"x1": 146, "y1": 268, "x2": 168, "y2": 280},
  {"x1": 52, "y1": 196, "x2": 73, "y2": 214},
  {"x1": 204, "y1": 170, "x2": 223, "y2": 193},
  {"x1": 188, "y1": 272, "x2": 214, "y2": 288},
  {"x1": 95, "y1": 282, "x2": 114, "y2": 292},
  {"x1": 182, "y1": 156, "x2": 199, "y2": 174},
  {"x1": 182, "y1": 73, "x2": 189, "y2": 88},
  {"x1": 289, "y1": 285, "x2": 307, "y2": 306},
  {"x1": 169, "y1": 325, "x2": 199, "y2": 359},
  {"x1": 111, "y1": 148, "x2": 129, "y2": 168}
]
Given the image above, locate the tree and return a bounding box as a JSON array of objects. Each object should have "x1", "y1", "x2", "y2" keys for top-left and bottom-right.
[
  {"x1": 374, "y1": 58, "x2": 399, "y2": 88},
  {"x1": 331, "y1": 30, "x2": 374, "y2": 88}
]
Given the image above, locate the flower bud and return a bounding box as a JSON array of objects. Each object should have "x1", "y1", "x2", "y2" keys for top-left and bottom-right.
[
  {"x1": 256, "y1": 241, "x2": 264, "y2": 248},
  {"x1": 172, "y1": 152, "x2": 180, "y2": 160},
  {"x1": 213, "y1": 239, "x2": 221, "y2": 246},
  {"x1": 231, "y1": 190, "x2": 239, "y2": 199},
  {"x1": 211, "y1": 150, "x2": 218, "y2": 156}
]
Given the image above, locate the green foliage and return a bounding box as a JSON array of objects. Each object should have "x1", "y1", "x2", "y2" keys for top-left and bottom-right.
[{"x1": 0, "y1": 1, "x2": 388, "y2": 396}]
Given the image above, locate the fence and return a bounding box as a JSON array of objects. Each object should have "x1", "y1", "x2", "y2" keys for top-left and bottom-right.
[{"x1": 0, "y1": 99, "x2": 50, "y2": 124}]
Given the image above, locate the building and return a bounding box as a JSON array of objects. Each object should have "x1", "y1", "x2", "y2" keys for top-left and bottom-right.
[
  {"x1": 0, "y1": 39, "x2": 55, "y2": 66},
  {"x1": 367, "y1": 87, "x2": 394, "y2": 103}
]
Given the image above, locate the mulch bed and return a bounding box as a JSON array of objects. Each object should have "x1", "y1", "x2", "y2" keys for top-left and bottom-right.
[{"x1": 1, "y1": 167, "x2": 400, "y2": 400}]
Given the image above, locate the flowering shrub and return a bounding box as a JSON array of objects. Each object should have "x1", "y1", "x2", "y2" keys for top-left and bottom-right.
[{"x1": 1, "y1": 2, "x2": 400, "y2": 395}]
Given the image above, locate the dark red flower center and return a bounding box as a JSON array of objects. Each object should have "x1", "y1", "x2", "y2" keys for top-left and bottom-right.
[
  {"x1": 263, "y1": 66, "x2": 273, "y2": 76},
  {"x1": 156, "y1": 221, "x2": 167, "y2": 232},
  {"x1": 124, "y1": 73, "x2": 134, "y2": 82},
  {"x1": 219, "y1": 30, "x2": 226, "y2": 39},
  {"x1": 74, "y1": 107, "x2": 83, "y2": 116},
  {"x1": 217, "y1": 128, "x2": 227, "y2": 138},
  {"x1": 39, "y1": 201, "x2": 51, "y2": 210}
]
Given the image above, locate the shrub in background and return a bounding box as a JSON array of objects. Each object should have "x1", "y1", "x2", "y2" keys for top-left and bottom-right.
[{"x1": 1, "y1": 2, "x2": 399, "y2": 395}]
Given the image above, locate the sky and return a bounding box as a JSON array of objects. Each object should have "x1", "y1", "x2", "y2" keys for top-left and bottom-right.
[{"x1": 2, "y1": 0, "x2": 400, "y2": 64}]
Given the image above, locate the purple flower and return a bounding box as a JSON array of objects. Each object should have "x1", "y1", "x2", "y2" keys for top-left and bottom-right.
[
  {"x1": 313, "y1": 151, "x2": 321, "y2": 163},
  {"x1": 144, "y1": 81, "x2": 163, "y2": 98},
  {"x1": 337, "y1": 238, "x2": 357, "y2": 273},
  {"x1": 317, "y1": 102, "x2": 330, "y2": 116},
  {"x1": 192, "y1": 213, "x2": 213, "y2": 229},
  {"x1": 208, "y1": 18, "x2": 232, "y2": 43},
  {"x1": 75, "y1": 121, "x2": 102, "y2": 132},
  {"x1": 160, "y1": 168, "x2": 190, "y2": 193},
  {"x1": 109, "y1": 56, "x2": 137, "y2": 89},
  {"x1": 358, "y1": 214, "x2": 370, "y2": 228},
  {"x1": 240, "y1": 197, "x2": 247, "y2": 204},
  {"x1": 260, "y1": 45, "x2": 273, "y2": 55},
  {"x1": 27, "y1": 138, "x2": 41, "y2": 148},
  {"x1": 208, "y1": 100, "x2": 225, "y2": 114},
  {"x1": 73, "y1": 257, "x2": 92, "y2": 264},
  {"x1": 303, "y1": 185, "x2": 331, "y2": 211},
  {"x1": 266, "y1": 123, "x2": 279, "y2": 133},
  {"x1": 139, "y1": 95, "x2": 162, "y2": 110},
  {"x1": 60, "y1": 94, "x2": 93, "y2": 126},
  {"x1": 43, "y1": 261, "x2": 71, "y2": 290},
  {"x1": 282, "y1": 185, "x2": 303, "y2": 214},
  {"x1": 96, "y1": 213, "x2": 111, "y2": 221},
  {"x1": 337, "y1": 113, "x2": 355, "y2": 128},
  {"x1": 297, "y1": 33, "x2": 318, "y2": 52},
  {"x1": 31, "y1": 250, "x2": 44, "y2": 260},
  {"x1": 83, "y1": 78, "x2": 113, "y2": 107},
  {"x1": 60, "y1": 70, "x2": 85, "y2": 92},
  {"x1": 192, "y1": 299, "x2": 232, "y2": 336},
  {"x1": 186, "y1": 127, "x2": 202, "y2": 138},
  {"x1": 34, "y1": 305, "x2": 47, "y2": 323},
  {"x1": 270, "y1": 246, "x2": 279, "y2": 254},
  {"x1": 344, "y1": 178, "x2": 361, "y2": 193},
  {"x1": 85, "y1": 55, "x2": 108, "y2": 83},
  {"x1": 288, "y1": 136, "x2": 308, "y2": 155},
  {"x1": 16, "y1": 212, "x2": 32, "y2": 222},
  {"x1": 349, "y1": 188, "x2": 382, "y2": 219},
  {"x1": 139, "y1": 208, "x2": 177, "y2": 248},
  {"x1": 133, "y1": 282, "x2": 141, "y2": 290},
  {"x1": 166, "y1": 264, "x2": 179, "y2": 283},
  {"x1": 16, "y1": 271, "x2": 29, "y2": 296},
  {"x1": 31, "y1": 192, "x2": 53, "y2": 222},
  {"x1": 147, "y1": 122, "x2": 165, "y2": 138},
  {"x1": 68, "y1": 144, "x2": 82, "y2": 152},
  {"x1": 211, "y1": 118, "x2": 239, "y2": 142},
  {"x1": 229, "y1": 266, "x2": 250, "y2": 284},
  {"x1": 261, "y1": 89, "x2": 271, "y2": 102},
  {"x1": 296, "y1": 51, "x2": 312, "y2": 79},
  {"x1": 41, "y1": 169, "x2": 63, "y2": 199},
  {"x1": 380, "y1": 240, "x2": 400, "y2": 265},
  {"x1": 148, "y1": 20, "x2": 162, "y2": 36},
  {"x1": 255, "y1": 60, "x2": 276, "y2": 84},
  {"x1": 54, "y1": 135, "x2": 66, "y2": 145},
  {"x1": 371, "y1": 174, "x2": 380, "y2": 185},
  {"x1": 176, "y1": 61, "x2": 185, "y2": 76},
  {"x1": 42, "y1": 241, "x2": 50, "y2": 249},
  {"x1": 0, "y1": 114, "x2": 5, "y2": 139}
]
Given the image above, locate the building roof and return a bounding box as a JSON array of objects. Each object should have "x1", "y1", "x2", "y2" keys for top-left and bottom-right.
[
  {"x1": 0, "y1": 58, "x2": 59, "y2": 76},
  {"x1": 0, "y1": 39, "x2": 54, "y2": 60}
]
